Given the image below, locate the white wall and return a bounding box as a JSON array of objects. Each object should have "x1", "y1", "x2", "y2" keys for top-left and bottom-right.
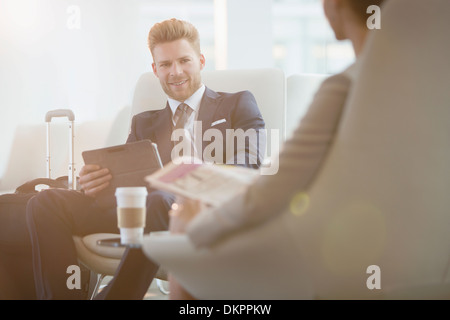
[
  {"x1": 0, "y1": 0, "x2": 152, "y2": 178},
  {"x1": 225, "y1": 0, "x2": 274, "y2": 70}
]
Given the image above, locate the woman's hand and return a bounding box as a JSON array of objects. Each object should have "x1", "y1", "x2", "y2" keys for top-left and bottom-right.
[
  {"x1": 167, "y1": 198, "x2": 203, "y2": 300},
  {"x1": 169, "y1": 198, "x2": 203, "y2": 234},
  {"x1": 79, "y1": 164, "x2": 112, "y2": 198}
]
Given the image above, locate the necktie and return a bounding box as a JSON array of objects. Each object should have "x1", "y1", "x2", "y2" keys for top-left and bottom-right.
[
  {"x1": 173, "y1": 103, "x2": 193, "y2": 130},
  {"x1": 172, "y1": 103, "x2": 195, "y2": 159}
]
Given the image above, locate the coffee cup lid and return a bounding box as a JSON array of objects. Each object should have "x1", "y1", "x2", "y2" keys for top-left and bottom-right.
[{"x1": 115, "y1": 187, "x2": 148, "y2": 196}]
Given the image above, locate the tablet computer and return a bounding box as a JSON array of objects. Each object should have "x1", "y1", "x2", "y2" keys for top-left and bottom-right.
[{"x1": 82, "y1": 140, "x2": 163, "y2": 207}]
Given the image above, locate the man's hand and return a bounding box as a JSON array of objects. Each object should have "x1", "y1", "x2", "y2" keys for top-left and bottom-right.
[
  {"x1": 169, "y1": 198, "x2": 203, "y2": 234},
  {"x1": 79, "y1": 164, "x2": 112, "y2": 198}
]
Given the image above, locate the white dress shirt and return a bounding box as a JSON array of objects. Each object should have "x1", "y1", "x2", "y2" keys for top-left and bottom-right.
[{"x1": 167, "y1": 84, "x2": 206, "y2": 160}]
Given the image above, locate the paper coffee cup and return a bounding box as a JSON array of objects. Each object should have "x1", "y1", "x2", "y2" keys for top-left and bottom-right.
[{"x1": 115, "y1": 187, "x2": 148, "y2": 245}]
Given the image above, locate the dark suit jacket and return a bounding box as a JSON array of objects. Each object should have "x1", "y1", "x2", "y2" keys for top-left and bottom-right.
[{"x1": 127, "y1": 87, "x2": 265, "y2": 168}]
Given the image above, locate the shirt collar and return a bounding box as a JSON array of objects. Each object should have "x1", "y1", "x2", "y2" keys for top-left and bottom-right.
[{"x1": 168, "y1": 84, "x2": 206, "y2": 115}]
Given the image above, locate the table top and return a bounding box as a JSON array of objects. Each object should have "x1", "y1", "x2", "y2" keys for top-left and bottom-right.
[{"x1": 96, "y1": 236, "x2": 142, "y2": 248}]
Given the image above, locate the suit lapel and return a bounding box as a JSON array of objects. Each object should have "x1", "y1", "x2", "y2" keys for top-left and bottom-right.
[
  {"x1": 197, "y1": 87, "x2": 221, "y2": 137},
  {"x1": 153, "y1": 104, "x2": 174, "y2": 165},
  {"x1": 153, "y1": 88, "x2": 221, "y2": 164}
]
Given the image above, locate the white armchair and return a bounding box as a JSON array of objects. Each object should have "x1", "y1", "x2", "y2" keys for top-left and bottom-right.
[
  {"x1": 286, "y1": 73, "x2": 327, "y2": 138},
  {"x1": 142, "y1": 0, "x2": 450, "y2": 299}
]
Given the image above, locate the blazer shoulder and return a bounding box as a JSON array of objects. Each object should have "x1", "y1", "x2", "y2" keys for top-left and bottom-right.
[
  {"x1": 209, "y1": 89, "x2": 257, "y2": 109},
  {"x1": 132, "y1": 108, "x2": 167, "y2": 121},
  {"x1": 212, "y1": 89, "x2": 254, "y2": 100}
]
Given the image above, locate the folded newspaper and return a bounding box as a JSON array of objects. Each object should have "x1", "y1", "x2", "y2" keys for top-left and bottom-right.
[{"x1": 145, "y1": 157, "x2": 259, "y2": 207}]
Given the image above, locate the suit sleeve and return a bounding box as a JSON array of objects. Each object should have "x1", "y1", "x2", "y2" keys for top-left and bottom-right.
[
  {"x1": 228, "y1": 90, "x2": 266, "y2": 169},
  {"x1": 126, "y1": 115, "x2": 138, "y2": 143},
  {"x1": 187, "y1": 72, "x2": 351, "y2": 248}
]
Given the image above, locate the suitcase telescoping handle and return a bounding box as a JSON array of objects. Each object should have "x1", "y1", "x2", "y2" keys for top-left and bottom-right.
[
  {"x1": 45, "y1": 109, "x2": 75, "y2": 122},
  {"x1": 45, "y1": 109, "x2": 76, "y2": 190}
]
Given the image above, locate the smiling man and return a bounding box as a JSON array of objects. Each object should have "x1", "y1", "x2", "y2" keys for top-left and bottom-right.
[
  {"x1": 152, "y1": 39, "x2": 205, "y2": 102},
  {"x1": 127, "y1": 18, "x2": 265, "y2": 166},
  {"x1": 26, "y1": 18, "x2": 265, "y2": 300}
]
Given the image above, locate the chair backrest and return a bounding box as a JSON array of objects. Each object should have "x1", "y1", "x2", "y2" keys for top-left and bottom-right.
[
  {"x1": 285, "y1": 0, "x2": 450, "y2": 297},
  {"x1": 143, "y1": 0, "x2": 450, "y2": 299},
  {"x1": 130, "y1": 68, "x2": 286, "y2": 149},
  {"x1": 286, "y1": 73, "x2": 327, "y2": 137}
]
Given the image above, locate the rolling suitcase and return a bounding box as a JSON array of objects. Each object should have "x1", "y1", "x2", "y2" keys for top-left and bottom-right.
[{"x1": 0, "y1": 109, "x2": 87, "y2": 299}]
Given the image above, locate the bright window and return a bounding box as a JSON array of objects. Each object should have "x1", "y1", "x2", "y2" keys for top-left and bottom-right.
[{"x1": 272, "y1": 0, "x2": 354, "y2": 75}]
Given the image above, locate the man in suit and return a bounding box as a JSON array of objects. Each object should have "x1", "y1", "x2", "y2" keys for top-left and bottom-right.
[
  {"x1": 26, "y1": 18, "x2": 265, "y2": 300},
  {"x1": 127, "y1": 86, "x2": 264, "y2": 167}
]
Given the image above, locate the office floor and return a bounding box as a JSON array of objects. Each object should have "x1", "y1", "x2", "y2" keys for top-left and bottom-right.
[
  {"x1": 99, "y1": 276, "x2": 169, "y2": 300},
  {"x1": 144, "y1": 279, "x2": 170, "y2": 300}
]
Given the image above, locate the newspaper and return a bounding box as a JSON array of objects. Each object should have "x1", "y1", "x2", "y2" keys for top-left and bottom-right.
[{"x1": 145, "y1": 158, "x2": 259, "y2": 207}]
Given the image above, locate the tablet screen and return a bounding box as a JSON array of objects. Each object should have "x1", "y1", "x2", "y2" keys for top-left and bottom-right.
[{"x1": 82, "y1": 140, "x2": 163, "y2": 207}]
